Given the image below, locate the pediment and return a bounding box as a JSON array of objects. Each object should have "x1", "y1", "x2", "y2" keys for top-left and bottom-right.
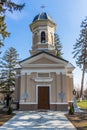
[
  {"x1": 20, "y1": 52, "x2": 68, "y2": 68},
  {"x1": 30, "y1": 57, "x2": 57, "y2": 64}
]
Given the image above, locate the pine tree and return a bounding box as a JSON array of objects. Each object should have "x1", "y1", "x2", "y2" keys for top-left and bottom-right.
[
  {"x1": 54, "y1": 33, "x2": 62, "y2": 57},
  {"x1": 0, "y1": 15, "x2": 10, "y2": 49},
  {"x1": 72, "y1": 17, "x2": 87, "y2": 98},
  {"x1": 0, "y1": 47, "x2": 19, "y2": 106},
  {"x1": 0, "y1": 0, "x2": 25, "y2": 13},
  {"x1": 0, "y1": 0, "x2": 25, "y2": 48}
]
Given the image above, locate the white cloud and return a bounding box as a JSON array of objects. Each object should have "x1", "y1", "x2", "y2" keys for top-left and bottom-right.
[
  {"x1": 6, "y1": 11, "x2": 27, "y2": 21},
  {"x1": 6, "y1": 0, "x2": 27, "y2": 20}
]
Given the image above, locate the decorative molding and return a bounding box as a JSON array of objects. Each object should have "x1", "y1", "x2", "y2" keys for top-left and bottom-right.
[
  {"x1": 19, "y1": 102, "x2": 36, "y2": 104},
  {"x1": 50, "y1": 102, "x2": 68, "y2": 104},
  {"x1": 19, "y1": 102, "x2": 68, "y2": 105},
  {"x1": 21, "y1": 69, "x2": 66, "y2": 75},
  {"x1": 23, "y1": 64, "x2": 64, "y2": 67},
  {"x1": 34, "y1": 77, "x2": 53, "y2": 82}
]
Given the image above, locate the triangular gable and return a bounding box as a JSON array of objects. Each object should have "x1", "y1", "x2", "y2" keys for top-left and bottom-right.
[
  {"x1": 29, "y1": 57, "x2": 57, "y2": 64},
  {"x1": 20, "y1": 51, "x2": 68, "y2": 68}
]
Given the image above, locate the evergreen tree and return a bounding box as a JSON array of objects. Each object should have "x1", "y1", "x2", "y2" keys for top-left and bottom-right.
[
  {"x1": 0, "y1": 0, "x2": 25, "y2": 48},
  {"x1": 0, "y1": 15, "x2": 10, "y2": 49},
  {"x1": 54, "y1": 33, "x2": 62, "y2": 57},
  {"x1": 0, "y1": 47, "x2": 19, "y2": 106},
  {"x1": 72, "y1": 17, "x2": 87, "y2": 98}
]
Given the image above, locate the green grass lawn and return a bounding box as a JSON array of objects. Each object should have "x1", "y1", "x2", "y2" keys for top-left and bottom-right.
[{"x1": 77, "y1": 100, "x2": 87, "y2": 109}]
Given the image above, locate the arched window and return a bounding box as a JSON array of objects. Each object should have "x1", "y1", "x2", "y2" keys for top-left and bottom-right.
[{"x1": 41, "y1": 31, "x2": 46, "y2": 43}]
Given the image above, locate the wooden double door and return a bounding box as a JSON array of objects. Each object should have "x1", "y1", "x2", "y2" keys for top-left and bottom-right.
[{"x1": 38, "y1": 86, "x2": 50, "y2": 109}]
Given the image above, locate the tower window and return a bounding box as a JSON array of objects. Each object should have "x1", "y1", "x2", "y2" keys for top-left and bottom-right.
[{"x1": 41, "y1": 31, "x2": 46, "y2": 43}]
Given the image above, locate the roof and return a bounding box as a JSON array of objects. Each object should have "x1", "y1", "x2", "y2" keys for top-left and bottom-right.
[
  {"x1": 20, "y1": 51, "x2": 68, "y2": 63},
  {"x1": 33, "y1": 12, "x2": 53, "y2": 22}
]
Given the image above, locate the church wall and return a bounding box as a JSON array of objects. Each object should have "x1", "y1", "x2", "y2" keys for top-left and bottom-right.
[
  {"x1": 50, "y1": 73, "x2": 68, "y2": 111},
  {"x1": 21, "y1": 72, "x2": 37, "y2": 103},
  {"x1": 50, "y1": 72, "x2": 57, "y2": 103},
  {"x1": 14, "y1": 77, "x2": 18, "y2": 100},
  {"x1": 54, "y1": 73, "x2": 68, "y2": 103},
  {"x1": 20, "y1": 75, "x2": 26, "y2": 102},
  {"x1": 19, "y1": 71, "x2": 70, "y2": 111},
  {"x1": 14, "y1": 76, "x2": 21, "y2": 101},
  {"x1": 69, "y1": 77, "x2": 73, "y2": 100},
  {"x1": 47, "y1": 25, "x2": 55, "y2": 44},
  {"x1": 62, "y1": 75, "x2": 67, "y2": 102},
  {"x1": 19, "y1": 71, "x2": 71, "y2": 102},
  {"x1": 56, "y1": 74, "x2": 60, "y2": 102},
  {"x1": 32, "y1": 44, "x2": 50, "y2": 50},
  {"x1": 33, "y1": 33, "x2": 38, "y2": 45},
  {"x1": 66, "y1": 76, "x2": 73, "y2": 101},
  {"x1": 19, "y1": 104, "x2": 37, "y2": 111},
  {"x1": 26, "y1": 75, "x2": 36, "y2": 102},
  {"x1": 28, "y1": 73, "x2": 36, "y2": 102}
]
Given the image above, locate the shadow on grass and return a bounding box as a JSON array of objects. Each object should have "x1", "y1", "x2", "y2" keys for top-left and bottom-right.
[{"x1": 65, "y1": 112, "x2": 87, "y2": 130}]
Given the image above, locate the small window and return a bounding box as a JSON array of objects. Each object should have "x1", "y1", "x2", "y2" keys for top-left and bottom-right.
[{"x1": 41, "y1": 31, "x2": 46, "y2": 43}]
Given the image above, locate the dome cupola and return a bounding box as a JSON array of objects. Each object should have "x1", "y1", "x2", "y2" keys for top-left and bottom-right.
[{"x1": 33, "y1": 12, "x2": 53, "y2": 22}]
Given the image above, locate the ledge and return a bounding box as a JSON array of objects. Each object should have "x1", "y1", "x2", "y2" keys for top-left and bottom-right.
[{"x1": 34, "y1": 77, "x2": 53, "y2": 82}]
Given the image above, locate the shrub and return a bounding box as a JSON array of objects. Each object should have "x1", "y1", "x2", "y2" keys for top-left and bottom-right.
[{"x1": 69, "y1": 104, "x2": 74, "y2": 115}]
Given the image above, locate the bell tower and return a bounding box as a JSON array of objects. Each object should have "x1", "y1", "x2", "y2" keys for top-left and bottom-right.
[{"x1": 30, "y1": 12, "x2": 57, "y2": 55}]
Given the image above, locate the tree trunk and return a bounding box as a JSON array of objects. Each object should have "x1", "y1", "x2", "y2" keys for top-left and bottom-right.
[
  {"x1": 80, "y1": 58, "x2": 86, "y2": 98},
  {"x1": 80, "y1": 45, "x2": 87, "y2": 98}
]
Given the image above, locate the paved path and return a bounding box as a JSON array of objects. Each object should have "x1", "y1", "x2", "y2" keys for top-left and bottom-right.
[{"x1": 0, "y1": 111, "x2": 77, "y2": 130}]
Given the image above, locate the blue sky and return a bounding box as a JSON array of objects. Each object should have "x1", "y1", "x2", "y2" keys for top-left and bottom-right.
[{"x1": 1, "y1": 0, "x2": 87, "y2": 89}]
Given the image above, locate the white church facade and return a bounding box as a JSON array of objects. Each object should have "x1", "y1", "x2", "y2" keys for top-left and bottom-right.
[{"x1": 14, "y1": 12, "x2": 75, "y2": 111}]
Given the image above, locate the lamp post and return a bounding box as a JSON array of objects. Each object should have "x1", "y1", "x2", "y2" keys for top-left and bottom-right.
[
  {"x1": 73, "y1": 89, "x2": 76, "y2": 96},
  {"x1": 72, "y1": 89, "x2": 77, "y2": 111}
]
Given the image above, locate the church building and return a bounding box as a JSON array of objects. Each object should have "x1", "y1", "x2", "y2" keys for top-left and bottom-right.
[{"x1": 15, "y1": 12, "x2": 75, "y2": 111}]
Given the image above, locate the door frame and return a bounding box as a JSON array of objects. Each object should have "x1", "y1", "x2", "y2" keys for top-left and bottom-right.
[{"x1": 36, "y1": 84, "x2": 51, "y2": 105}]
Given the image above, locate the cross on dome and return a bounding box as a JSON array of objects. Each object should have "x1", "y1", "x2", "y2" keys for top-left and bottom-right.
[
  {"x1": 41, "y1": 5, "x2": 46, "y2": 12},
  {"x1": 41, "y1": 5, "x2": 45, "y2": 9}
]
